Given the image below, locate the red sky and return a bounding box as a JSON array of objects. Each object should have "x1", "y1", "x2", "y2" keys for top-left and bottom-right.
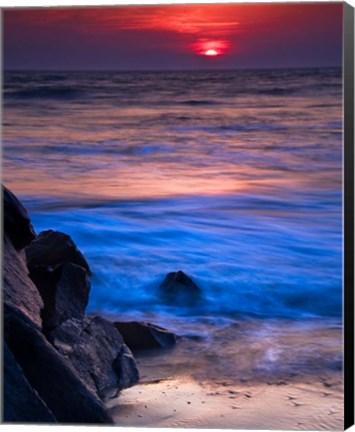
[{"x1": 3, "y1": 3, "x2": 343, "y2": 70}]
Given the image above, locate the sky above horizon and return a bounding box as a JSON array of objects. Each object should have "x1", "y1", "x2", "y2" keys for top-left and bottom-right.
[{"x1": 3, "y1": 3, "x2": 343, "y2": 71}]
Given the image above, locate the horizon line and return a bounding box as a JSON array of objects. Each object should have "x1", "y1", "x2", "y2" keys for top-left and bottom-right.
[{"x1": 3, "y1": 65, "x2": 342, "y2": 73}]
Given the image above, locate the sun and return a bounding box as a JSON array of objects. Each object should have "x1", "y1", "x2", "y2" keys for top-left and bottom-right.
[
  {"x1": 204, "y1": 49, "x2": 218, "y2": 57},
  {"x1": 192, "y1": 39, "x2": 229, "y2": 57}
]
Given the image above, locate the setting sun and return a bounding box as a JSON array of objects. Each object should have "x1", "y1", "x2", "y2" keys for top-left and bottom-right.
[
  {"x1": 192, "y1": 39, "x2": 229, "y2": 57},
  {"x1": 205, "y1": 49, "x2": 218, "y2": 56}
]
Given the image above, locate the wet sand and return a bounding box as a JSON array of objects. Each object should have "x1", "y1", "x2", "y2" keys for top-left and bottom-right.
[
  {"x1": 107, "y1": 376, "x2": 343, "y2": 430},
  {"x1": 105, "y1": 316, "x2": 343, "y2": 430}
]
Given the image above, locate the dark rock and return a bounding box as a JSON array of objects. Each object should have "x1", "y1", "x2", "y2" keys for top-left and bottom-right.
[
  {"x1": 112, "y1": 344, "x2": 139, "y2": 394},
  {"x1": 26, "y1": 230, "x2": 90, "y2": 274},
  {"x1": 29, "y1": 262, "x2": 90, "y2": 333},
  {"x1": 3, "y1": 342, "x2": 57, "y2": 423},
  {"x1": 3, "y1": 185, "x2": 36, "y2": 250},
  {"x1": 3, "y1": 234, "x2": 43, "y2": 327},
  {"x1": 4, "y1": 303, "x2": 113, "y2": 424},
  {"x1": 50, "y1": 316, "x2": 139, "y2": 399},
  {"x1": 114, "y1": 321, "x2": 178, "y2": 351},
  {"x1": 159, "y1": 270, "x2": 201, "y2": 305}
]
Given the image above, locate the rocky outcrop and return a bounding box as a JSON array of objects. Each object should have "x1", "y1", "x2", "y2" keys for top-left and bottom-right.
[
  {"x1": 3, "y1": 342, "x2": 56, "y2": 423},
  {"x1": 159, "y1": 270, "x2": 201, "y2": 305},
  {"x1": 3, "y1": 185, "x2": 36, "y2": 250},
  {"x1": 114, "y1": 321, "x2": 178, "y2": 352},
  {"x1": 2, "y1": 186, "x2": 191, "y2": 425},
  {"x1": 25, "y1": 225, "x2": 139, "y2": 399},
  {"x1": 26, "y1": 230, "x2": 91, "y2": 333},
  {"x1": 4, "y1": 303, "x2": 113, "y2": 424},
  {"x1": 29, "y1": 262, "x2": 90, "y2": 333},
  {"x1": 2, "y1": 186, "x2": 140, "y2": 424},
  {"x1": 50, "y1": 316, "x2": 139, "y2": 399},
  {"x1": 26, "y1": 230, "x2": 90, "y2": 273},
  {"x1": 3, "y1": 185, "x2": 43, "y2": 327},
  {"x1": 3, "y1": 234, "x2": 44, "y2": 328}
]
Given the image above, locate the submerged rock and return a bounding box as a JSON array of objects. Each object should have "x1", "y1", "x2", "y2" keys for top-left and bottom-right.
[
  {"x1": 159, "y1": 270, "x2": 201, "y2": 305},
  {"x1": 114, "y1": 321, "x2": 178, "y2": 351},
  {"x1": 29, "y1": 262, "x2": 90, "y2": 333},
  {"x1": 3, "y1": 342, "x2": 56, "y2": 423},
  {"x1": 26, "y1": 230, "x2": 90, "y2": 274},
  {"x1": 4, "y1": 303, "x2": 113, "y2": 424},
  {"x1": 3, "y1": 185, "x2": 36, "y2": 250},
  {"x1": 50, "y1": 316, "x2": 139, "y2": 399}
]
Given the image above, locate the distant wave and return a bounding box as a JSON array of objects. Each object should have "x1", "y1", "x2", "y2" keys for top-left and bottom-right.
[
  {"x1": 6, "y1": 86, "x2": 82, "y2": 99},
  {"x1": 180, "y1": 99, "x2": 219, "y2": 106},
  {"x1": 201, "y1": 123, "x2": 287, "y2": 133},
  {"x1": 256, "y1": 87, "x2": 297, "y2": 96}
]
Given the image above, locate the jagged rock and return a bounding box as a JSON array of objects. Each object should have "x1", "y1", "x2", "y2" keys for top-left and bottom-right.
[
  {"x1": 159, "y1": 270, "x2": 201, "y2": 305},
  {"x1": 29, "y1": 262, "x2": 90, "y2": 333},
  {"x1": 3, "y1": 342, "x2": 57, "y2": 423},
  {"x1": 26, "y1": 230, "x2": 90, "y2": 274},
  {"x1": 4, "y1": 303, "x2": 113, "y2": 424},
  {"x1": 114, "y1": 321, "x2": 178, "y2": 351},
  {"x1": 3, "y1": 235, "x2": 43, "y2": 327},
  {"x1": 26, "y1": 229, "x2": 91, "y2": 332},
  {"x1": 50, "y1": 316, "x2": 139, "y2": 399},
  {"x1": 3, "y1": 185, "x2": 36, "y2": 250}
]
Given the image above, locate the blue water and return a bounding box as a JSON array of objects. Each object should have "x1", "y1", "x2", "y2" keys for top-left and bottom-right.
[{"x1": 3, "y1": 68, "x2": 343, "y2": 320}]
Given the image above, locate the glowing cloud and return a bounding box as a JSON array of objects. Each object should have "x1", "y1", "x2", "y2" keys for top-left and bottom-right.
[{"x1": 3, "y1": 3, "x2": 343, "y2": 70}]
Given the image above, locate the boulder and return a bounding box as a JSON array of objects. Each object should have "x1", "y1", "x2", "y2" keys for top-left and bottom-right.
[
  {"x1": 159, "y1": 270, "x2": 201, "y2": 305},
  {"x1": 114, "y1": 321, "x2": 178, "y2": 351},
  {"x1": 3, "y1": 185, "x2": 36, "y2": 250},
  {"x1": 50, "y1": 316, "x2": 139, "y2": 399},
  {"x1": 29, "y1": 262, "x2": 90, "y2": 333},
  {"x1": 3, "y1": 342, "x2": 56, "y2": 423},
  {"x1": 4, "y1": 303, "x2": 113, "y2": 424},
  {"x1": 26, "y1": 230, "x2": 90, "y2": 274},
  {"x1": 3, "y1": 234, "x2": 43, "y2": 327}
]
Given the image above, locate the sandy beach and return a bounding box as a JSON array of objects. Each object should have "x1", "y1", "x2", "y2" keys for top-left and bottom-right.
[
  {"x1": 106, "y1": 316, "x2": 343, "y2": 430},
  {"x1": 108, "y1": 376, "x2": 343, "y2": 430}
]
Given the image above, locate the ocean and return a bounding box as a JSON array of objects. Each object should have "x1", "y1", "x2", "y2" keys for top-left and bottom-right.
[{"x1": 3, "y1": 68, "x2": 343, "y2": 323}]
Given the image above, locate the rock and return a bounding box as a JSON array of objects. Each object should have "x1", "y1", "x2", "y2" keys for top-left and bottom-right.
[
  {"x1": 29, "y1": 262, "x2": 90, "y2": 333},
  {"x1": 3, "y1": 185, "x2": 36, "y2": 250},
  {"x1": 159, "y1": 270, "x2": 201, "y2": 305},
  {"x1": 26, "y1": 230, "x2": 90, "y2": 274},
  {"x1": 3, "y1": 342, "x2": 57, "y2": 423},
  {"x1": 3, "y1": 234, "x2": 43, "y2": 327},
  {"x1": 50, "y1": 316, "x2": 139, "y2": 399},
  {"x1": 112, "y1": 344, "x2": 139, "y2": 394},
  {"x1": 113, "y1": 321, "x2": 178, "y2": 351},
  {"x1": 4, "y1": 303, "x2": 113, "y2": 424}
]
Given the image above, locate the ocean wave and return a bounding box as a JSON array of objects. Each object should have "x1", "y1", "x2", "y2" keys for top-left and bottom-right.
[
  {"x1": 6, "y1": 86, "x2": 82, "y2": 100},
  {"x1": 24, "y1": 190, "x2": 342, "y2": 320},
  {"x1": 201, "y1": 123, "x2": 287, "y2": 133},
  {"x1": 256, "y1": 87, "x2": 297, "y2": 96},
  {"x1": 180, "y1": 99, "x2": 219, "y2": 106},
  {"x1": 4, "y1": 68, "x2": 342, "y2": 321}
]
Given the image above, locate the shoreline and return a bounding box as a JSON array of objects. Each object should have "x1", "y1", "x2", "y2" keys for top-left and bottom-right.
[
  {"x1": 104, "y1": 314, "x2": 343, "y2": 430},
  {"x1": 108, "y1": 377, "x2": 343, "y2": 430}
]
